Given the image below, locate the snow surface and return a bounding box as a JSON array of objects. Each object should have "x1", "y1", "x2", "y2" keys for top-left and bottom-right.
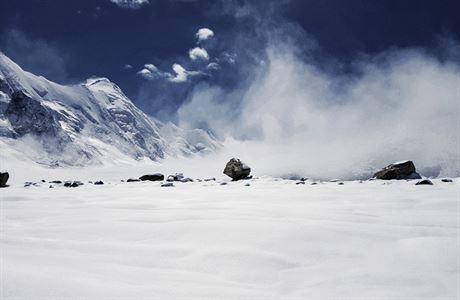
[{"x1": 1, "y1": 174, "x2": 459, "y2": 299}]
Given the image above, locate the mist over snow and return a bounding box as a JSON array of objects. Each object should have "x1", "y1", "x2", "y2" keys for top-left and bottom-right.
[{"x1": 176, "y1": 41, "x2": 460, "y2": 180}]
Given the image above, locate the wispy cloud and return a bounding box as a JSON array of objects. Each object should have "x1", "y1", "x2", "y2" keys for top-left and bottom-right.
[
  {"x1": 108, "y1": 0, "x2": 149, "y2": 9},
  {"x1": 137, "y1": 63, "x2": 203, "y2": 83}
]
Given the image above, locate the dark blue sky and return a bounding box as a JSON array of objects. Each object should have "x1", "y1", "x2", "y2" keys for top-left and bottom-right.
[{"x1": 1, "y1": 0, "x2": 459, "y2": 119}]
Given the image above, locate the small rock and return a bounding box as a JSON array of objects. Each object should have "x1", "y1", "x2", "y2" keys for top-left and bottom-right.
[
  {"x1": 139, "y1": 173, "x2": 164, "y2": 182},
  {"x1": 311, "y1": 182, "x2": 318, "y2": 185},
  {"x1": 94, "y1": 180, "x2": 104, "y2": 185},
  {"x1": 415, "y1": 179, "x2": 433, "y2": 185},
  {"x1": 41, "y1": 179, "x2": 46, "y2": 183},
  {"x1": 245, "y1": 183, "x2": 251, "y2": 187},
  {"x1": 64, "y1": 181, "x2": 83, "y2": 187},
  {"x1": 296, "y1": 181, "x2": 305, "y2": 185},
  {"x1": 441, "y1": 178, "x2": 453, "y2": 183},
  {"x1": 223, "y1": 158, "x2": 251, "y2": 181},
  {"x1": 127, "y1": 178, "x2": 140, "y2": 182},
  {"x1": 166, "y1": 173, "x2": 185, "y2": 182},
  {"x1": 180, "y1": 177, "x2": 194, "y2": 183},
  {"x1": 0, "y1": 172, "x2": 9, "y2": 188},
  {"x1": 338, "y1": 182, "x2": 344, "y2": 185},
  {"x1": 161, "y1": 182, "x2": 174, "y2": 187},
  {"x1": 220, "y1": 182, "x2": 228, "y2": 185},
  {"x1": 50, "y1": 180, "x2": 62, "y2": 184},
  {"x1": 49, "y1": 185, "x2": 54, "y2": 188},
  {"x1": 204, "y1": 178, "x2": 216, "y2": 182}
]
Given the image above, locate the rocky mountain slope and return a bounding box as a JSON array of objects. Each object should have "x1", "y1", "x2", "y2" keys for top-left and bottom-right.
[{"x1": 0, "y1": 52, "x2": 219, "y2": 166}]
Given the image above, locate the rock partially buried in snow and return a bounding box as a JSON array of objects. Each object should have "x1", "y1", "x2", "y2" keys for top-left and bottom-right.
[
  {"x1": 441, "y1": 178, "x2": 453, "y2": 183},
  {"x1": 416, "y1": 179, "x2": 433, "y2": 185},
  {"x1": 94, "y1": 180, "x2": 104, "y2": 185},
  {"x1": 139, "y1": 174, "x2": 164, "y2": 182},
  {"x1": 127, "y1": 178, "x2": 140, "y2": 183},
  {"x1": 223, "y1": 158, "x2": 251, "y2": 181},
  {"x1": 0, "y1": 172, "x2": 9, "y2": 187},
  {"x1": 373, "y1": 160, "x2": 422, "y2": 180},
  {"x1": 167, "y1": 173, "x2": 184, "y2": 182},
  {"x1": 161, "y1": 182, "x2": 174, "y2": 187}
]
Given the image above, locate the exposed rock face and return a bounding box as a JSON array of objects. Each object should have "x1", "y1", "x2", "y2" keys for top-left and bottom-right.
[
  {"x1": 94, "y1": 180, "x2": 104, "y2": 185},
  {"x1": 373, "y1": 161, "x2": 422, "y2": 180},
  {"x1": 0, "y1": 172, "x2": 9, "y2": 187},
  {"x1": 223, "y1": 158, "x2": 251, "y2": 181},
  {"x1": 139, "y1": 174, "x2": 164, "y2": 181}
]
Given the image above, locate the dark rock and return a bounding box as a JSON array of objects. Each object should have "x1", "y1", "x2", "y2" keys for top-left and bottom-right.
[
  {"x1": 373, "y1": 161, "x2": 422, "y2": 180},
  {"x1": 24, "y1": 182, "x2": 38, "y2": 187},
  {"x1": 0, "y1": 172, "x2": 9, "y2": 187},
  {"x1": 41, "y1": 179, "x2": 46, "y2": 183},
  {"x1": 179, "y1": 177, "x2": 193, "y2": 183},
  {"x1": 245, "y1": 183, "x2": 251, "y2": 187},
  {"x1": 94, "y1": 180, "x2": 104, "y2": 185},
  {"x1": 49, "y1": 185, "x2": 54, "y2": 188},
  {"x1": 139, "y1": 173, "x2": 164, "y2": 181},
  {"x1": 223, "y1": 158, "x2": 251, "y2": 181},
  {"x1": 416, "y1": 179, "x2": 433, "y2": 185},
  {"x1": 204, "y1": 178, "x2": 216, "y2": 182},
  {"x1": 220, "y1": 182, "x2": 228, "y2": 185},
  {"x1": 441, "y1": 178, "x2": 453, "y2": 183},
  {"x1": 311, "y1": 182, "x2": 318, "y2": 185},
  {"x1": 127, "y1": 178, "x2": 140, "y2": 182},
  {"x1": 161, "y1": 182, "x2": 174, "y2": 187},
  {"x1": 338, "y1": 182, "x2": 344, "y2": 185},
  {"x1": 50, "y1": 180, "x2": 62, "y2": 184},
  {"x1": 64, "y1": 181, "x2": 83, "y2": 187},
  {"x1": 296, "y1": 181, "x2": 305, "y2": 185}
]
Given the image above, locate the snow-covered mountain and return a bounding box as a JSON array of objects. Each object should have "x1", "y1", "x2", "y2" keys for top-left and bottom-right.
[{"x1": 0, "y1": 52, "x2": 220, "y2": 166}]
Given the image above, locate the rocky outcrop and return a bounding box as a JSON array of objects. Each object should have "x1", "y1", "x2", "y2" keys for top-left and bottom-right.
[
  {"x1": 223, "y1": 158, "x2": 251, "y2": 181},
  {"x1": 373, "y1": 161, "x2": 421, "y2": 180}
]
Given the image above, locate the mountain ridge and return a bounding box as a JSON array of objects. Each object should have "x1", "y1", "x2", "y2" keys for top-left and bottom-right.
[{"x1": 0, "y1": 52, "x2": 220, "y2": 166}]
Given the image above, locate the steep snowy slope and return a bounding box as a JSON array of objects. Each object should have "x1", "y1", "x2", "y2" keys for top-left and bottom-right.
[{"x1": 0, "y1": 52, "x2": 219, "y2": 166}]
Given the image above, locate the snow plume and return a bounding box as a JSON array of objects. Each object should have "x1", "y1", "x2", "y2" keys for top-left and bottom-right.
[{"x1": 177, "y1": 35, "x2": 460, "y2": 180}]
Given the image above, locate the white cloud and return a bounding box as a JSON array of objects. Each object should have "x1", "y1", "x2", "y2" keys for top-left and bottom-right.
[
  {"x1": 169, "y1": 64, "x2": 188, "y2": 82},
  {"x1": 195, "y1": 28, "x2": 214, "y2": 41},
  {"x1": 137, "y1": 63, "x2": 203, "y2": 83},
  {"x1": 137, "y1": 63, "x2": 166, "y2": 80},
  {"x1": 109, "y1": 0, "x2": 149, "y2": 9},
  {"x1": 124, "y1": 64, "x2": 133, "y2": 69},
  {"x1": 189, "y1": 47, "x2": 209, "y2": 61}
]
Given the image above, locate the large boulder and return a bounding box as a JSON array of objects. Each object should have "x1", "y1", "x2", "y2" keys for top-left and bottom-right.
[
  {"x1": 373, "y1": 160, "x2": 421, "y2": 180},
  {"x1": 223, "y1": 158, "x2": 251, "y2": 181},
  {"x1": 139, "y1": 173, "x2": 164, "y2": 181},
  {"x1": 0, "y1": 172, "x2": 9, "y2": 187}
]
